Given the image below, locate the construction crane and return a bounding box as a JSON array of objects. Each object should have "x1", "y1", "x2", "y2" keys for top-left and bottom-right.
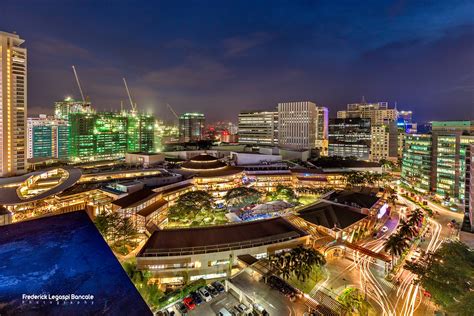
[
  {"x1": 71, "y1": 65, "x2": 86, "y2": 104},
  {"x1": 167, "y1": 103, "x2": 179, "y2": 121},
  {"x1": 122, "y1": 77, "x2": 136, "y2": 112}
]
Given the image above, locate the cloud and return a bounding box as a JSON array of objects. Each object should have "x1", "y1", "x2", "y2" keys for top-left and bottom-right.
[
  {"x1": 30, "y1": 37, "x2": 93, "y2": 61},
  {"x1": 141, "y1": 56, "x2": 232, "y2": 88},
  {"x1": 223, "y1": 32, "x2": 274, "y2": 57}
]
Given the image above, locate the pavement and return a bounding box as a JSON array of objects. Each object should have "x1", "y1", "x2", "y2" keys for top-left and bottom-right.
[{"x1": 230, "y1": 270, "x2": 308, "y2": 316}]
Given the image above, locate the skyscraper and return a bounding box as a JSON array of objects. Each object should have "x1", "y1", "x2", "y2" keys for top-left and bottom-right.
[
  {"x1": 179, "y1": 112, "x2": 205, "y2": 142},
  {"x1": 278, "y1": 101, "x2": 326, "y2": 150},
  {"x1": 27, "y1": 115, "x2": 69, "y2": 160},
  {"x1": 328, "y1": 118, "x2": 371, "y2": 160},
  {"x1": 68, "y1": 111, "x2": 154, "y2": 162},
  {"x1": 0, "y1": 31, "x2": 27, "y2": 176},
  {"x1": 337, "y1": 100, "x2": 397, "y2": 125},
  {"x1": 54, "y1": 96, "x2": 91, "y2": 120},
  {"x1": 238, "y1": 110, "x2": 278, "y2": 146}
]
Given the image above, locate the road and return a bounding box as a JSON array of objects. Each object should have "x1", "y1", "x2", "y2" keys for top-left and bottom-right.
[{"x1": 322, "y1": 188, "x2": 463, "y2": 316}]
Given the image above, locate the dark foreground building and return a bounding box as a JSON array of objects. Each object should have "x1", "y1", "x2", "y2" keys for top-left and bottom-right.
[{"x1": 0, "y1": 211, "x2": 151, "y2": 316}]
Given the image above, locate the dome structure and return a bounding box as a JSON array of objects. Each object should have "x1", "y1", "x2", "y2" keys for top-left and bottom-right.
[{"x1": 181, "y1": 154, "x2": 227, "y2": 171}]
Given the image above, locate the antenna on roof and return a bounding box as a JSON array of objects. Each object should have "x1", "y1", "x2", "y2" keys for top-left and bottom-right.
[
  {"x1": 361, "y1": 95, "x2": 366, "y2": 104},
  {"x1": 72, "y1": 65, "x2": 86, "y2": 104}
]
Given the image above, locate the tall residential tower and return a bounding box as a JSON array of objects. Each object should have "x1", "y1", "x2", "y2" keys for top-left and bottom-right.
[{"x1": 0, "y1": 31, "x2": 27, "y2": 176}]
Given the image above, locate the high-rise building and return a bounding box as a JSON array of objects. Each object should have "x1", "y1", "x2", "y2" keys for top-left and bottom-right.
[
  {"x1": 27, "y1": 115, "x2": 68, "y2": 160},
  {"x1": 238, "y1": 110, "x2": 278, "y2": 146},
  {"x1": 431, "y1": 121, "x2": 474, "y2": 201},
  {"x1": 0, "y1": 31, "x2": 27, "y2": 176},
  {"x1": 315, "y1": 106, "x2": 329, "y2": 154},
  {"x1": 278, "y1": 101, "x2": 326, "y2": 150},
  {"x1": 54, "y1": 96, "x2": 91, "y2": 120},
  {"x1": 154, "y1": 120, "x2": 179, "y2": 151},
  {"x1": 179, "y1": 112, "x2": 205, "y2": 142},
  {"x1": 370, "y1": 122, "x2": 398, "y2": 162},
  {"x1": 328, "y1": 118, "x2": 371, "y2": 160},
  {"x1": 401, "y1": 134, "x2": 433, "y2": 193},
  {"x1": 337, "y1": 100, "x2": 397, "y2": 125},
  {"x1": 462, "y1": 144, "x2": 474, "y2": 232},
  {"x1": 68, "y1": 111, "x2": 154, "y2": 162},
  {"x1": 401, "y1": 121, "x2": 474, "y2": 202}
]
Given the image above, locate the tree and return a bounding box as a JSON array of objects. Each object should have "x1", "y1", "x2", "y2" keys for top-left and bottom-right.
[
  {"x1": 94, "y1": 212, "x2": 138, "y2": 245},
  {"x1": 171, "y1": 190, "x2": 212, "y2": 218},
  {"x1": 404, "y1": 241, "x2": 474, "y2": 312},
  {"x1": 407, "y1": 208, "x2": 424, "y2": 227},
  {"x1": 269, "y1": 246, "x2": 326, "y2": 282},
  {"x1": 224, "y1": 187, "x2": 262, "y2": 208},
  {"x1": 397, "y1": 219, "x2": 419, "y2": 240},
  {"x1": 337, "y1": 287, "x2": 371, "y2": 315},
  {"x1": 267, "y1": 185, "x2": 298, "y2": 203},
  {"x1": 384, "y1": 233, "x2": 410, "y2": 263},
  {"x1": 123, "y1": 260, "x2": 164, "y2": 307}
]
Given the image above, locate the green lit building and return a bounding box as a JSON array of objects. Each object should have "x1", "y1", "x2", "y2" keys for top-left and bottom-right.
[
  {"x1": 68, "y1": 111, "x2": 155, "y2": 162},
  {"x1": 179, "y1": 112, "x2": 205, "y2": 142},
  {"x1": 27, "y1": 115, "x2": 69, "y2": 160},
  {"x1": 401, "y1": 134, "x2": 433, "y2": 193},
  {"x1": 401, "y1": 120, "x2": 474, "y2": 202},
  {"x1": 54, "y1": 97, "x2": 92, "y2": 120}
]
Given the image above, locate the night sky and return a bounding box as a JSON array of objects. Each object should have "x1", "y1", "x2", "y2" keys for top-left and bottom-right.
[{"x1": 2, "y1": 1, "x2": 473, "y2": 123}]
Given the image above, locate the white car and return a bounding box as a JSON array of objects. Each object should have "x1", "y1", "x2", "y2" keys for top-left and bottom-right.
[
  {"x1": 381, "y1": 226, "x2": 388, "y2": 233},
  {"x1": 198, "y1": 287, "x2": 212, "y2": 302}
]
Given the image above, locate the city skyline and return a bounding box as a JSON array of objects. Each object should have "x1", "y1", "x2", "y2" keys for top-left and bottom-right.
[{"x1": 2, "y1": 1, "x2": 474, "y2": 122}]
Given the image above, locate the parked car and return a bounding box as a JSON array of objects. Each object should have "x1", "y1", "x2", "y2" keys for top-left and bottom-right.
[
  {"x1": 183, "y1": 297, "x2": 196, "y2": 310},
  {"x1": 212, "y1": 281, "x2": 225, "y2": 293},
  {"x1": 217, "y1": 308, "x2": 233, "y2": 316},
  {"x1": 198, "y1": 287, "x2": 212, "y2": 302},
  {"x1": 175, "y1": 302, "x2": 188, "y2": 315},
  {"x1": 206, "y1": 284, "x2": 219, "y2": 297},
  {"x1": 381, "y1": 226, "x2": 388, "y2": 233},
  {"x1": 234, "y1": 303, "x2": 250, "y2": 313},
  {"x1": 190, "y1": 291, "x2": 203, "y2": 305},
  {"x1": 253, "y1": 303, "x2": 269, "y2": 316}
]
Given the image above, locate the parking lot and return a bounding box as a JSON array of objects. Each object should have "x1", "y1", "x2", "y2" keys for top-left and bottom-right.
[
  {"x1": 229, "y1": 270, "x2": 308, "y2": 316},
  {"x1": 188, "y1": 291, "x2": 241, "y2": 315}
]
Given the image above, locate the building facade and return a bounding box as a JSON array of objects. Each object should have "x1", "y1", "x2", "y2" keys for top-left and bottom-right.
[
  {"x1": 328, "y1": 118, "x2": 371, "y2": 160},
  {"x1": 337, "y1": 101, "x2": 397, "y2": 125},
  {"x1": 68, "y1": 111, "x2": 154, "y2": 162},
  {"x1": 401, "y1": 134, "x2": 433, "y2": 193},
  {"x1": 278, "y1": 101, "x2": 324, "y2": 150},
  {"x1": 179, "y1": 112, "x2": 205, "y2": 142},
  {"x1": 369, "y1": 122, "x2": 398, "y2": 162},
  {"x1": 54, "y1": 96, "x2": 91, "y2": 120},
  {"x1": 27, "y1": 115, "x2": 68, "y2": 160},
  {"x1": 462, "y1": 144, "x2": 474, "y2": 232},
  {"x1": 0, "y1": 31, "x2": 27, "y2": 176},
  {"x1": 401, "y1": 121, "x2": 474, "y2": 202},
  {"x1": 238, "y1": 110, "x2": 278, "y2": 146}
]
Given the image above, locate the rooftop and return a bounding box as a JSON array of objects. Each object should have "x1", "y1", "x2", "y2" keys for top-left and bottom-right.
[
  {"x1": 298, "y1": 201, "x2": 368, "y2": 229},
  {"x1": 0, "y1": 167, "x2": 82, "y2": 205},
  {"x1": 138, "y1": 217, "x2": 307, "y2": 256},
  {"x1": 325, "y1": 190, "x2": 380, "y2": 209},
  {"x1": 0, "y1": 211, "x2": 151, "y2": 315},
  {"x1": 137, "y1": 199, "x2": 168, "y2": 217},
  {"x1": 113, "y1": 188, "x2": 159, "y2": 208}
]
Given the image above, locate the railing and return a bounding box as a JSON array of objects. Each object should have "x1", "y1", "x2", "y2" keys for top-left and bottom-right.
[{"x1": 140, "y1": 232, "x2": 302, "y2": 257}]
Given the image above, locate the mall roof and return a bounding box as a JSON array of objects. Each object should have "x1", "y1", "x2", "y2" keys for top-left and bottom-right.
[
  {"x1": 138, "y1": 217, "x2": 307, "y2": 256},
  {"x1": 137, "y1": 199, "x2": 168, "y2": 217},
  {"x1": 0, "y1": 167, "x2": 82, "y2": 205},
  {"x1": 298, "y1": 201, "x2": 368, "y2": 229},
  {"x1": 0, "y1": 211, "x2": 151, "y2": 315},
  {"x1": 112, "y1": 188, "x2": 159, "y2": 208},
  {"x1": 325, "y1": 190, "x2": 380, "y2": 209}
]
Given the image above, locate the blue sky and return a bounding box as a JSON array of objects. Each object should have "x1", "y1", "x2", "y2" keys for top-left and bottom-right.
[{"x1": 2, "y1": 0, "x2": 473, "y2": 122}]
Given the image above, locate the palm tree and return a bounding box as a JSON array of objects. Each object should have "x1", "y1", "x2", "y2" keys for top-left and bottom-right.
[
  {"x1": 397, "y1": 219, "x2": 418, "y2": 240},
  {"x1": 384, "y1": 233, "x2": 410, "y2": 263},
  {"x1": 270, "y1": 246, "x2": 326, "y2": 281},
  {"x1": 407, "y1": 208, "x2": 424, "y2": 227}
]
